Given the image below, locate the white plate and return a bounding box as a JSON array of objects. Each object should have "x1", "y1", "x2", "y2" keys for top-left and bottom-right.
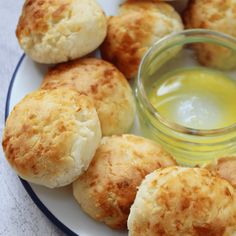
[{"x1": 5, "y1": 1, "x2": 188, "y2": 235}]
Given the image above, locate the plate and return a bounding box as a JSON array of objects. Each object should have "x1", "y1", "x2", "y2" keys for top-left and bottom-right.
[{"x1": 5, "y1": 1, "x2": 188, "y2": 235}]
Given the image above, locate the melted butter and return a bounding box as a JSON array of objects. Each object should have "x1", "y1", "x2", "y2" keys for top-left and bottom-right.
[{"x1": 149, "y1": 67, "x2": 236, "y2": 130}]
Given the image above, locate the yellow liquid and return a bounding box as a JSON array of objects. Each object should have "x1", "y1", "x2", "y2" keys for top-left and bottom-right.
[{"x1": 149, "y1": 67, "x2": 236, "y2": 130}]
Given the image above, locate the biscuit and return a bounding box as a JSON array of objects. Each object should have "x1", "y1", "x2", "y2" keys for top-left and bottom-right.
[
  {"x1": 204, "y1": 155, "x2": 236, "y2": 188},
  {"x1": 2, "y1": 88, "x2": 101, "y2": 188},
  {"x1": 100, "y1": 1, "x2": 183, "y2": 79},
  {"x1": 16, "y1": 0, "x2": 107, "y2": 63},
  {"x1": 73, "y1": 134, "x2": 176, "y2": 229},
  {"x1": 224, "y1": 226, "x2": 236, "y2": 236},
  {"x1": 128, "y1": 166, "x2": 236, "y2": 236},
  {"x1": 41, "y1": 58, "x2": 135, "y2": 136},
  {"x1": 184, "y1": 0, "x2": 236, "y2": 69}
]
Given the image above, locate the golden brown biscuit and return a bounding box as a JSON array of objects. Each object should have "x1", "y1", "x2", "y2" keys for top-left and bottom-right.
[
  {"x1": 204, "y1": 155, "x2": 236, "y2": 188},
  {"x1": 41, "y1": 58, "x2": 135, "y2": 136},
  {"x1": 224, "y1": 226, "x2": 236, "y2": 236},
  {"x1": 128, "y1": 166, "x2": 236, "y2": 236},
  {"x1": 73, "y1": 134, "x2": 176, "y2": 229},
  {"x1": 2, "y1": 88, "x2": 101, "y2": 188},
  {"x1": 100, "y1": 1, "x2": 183, "y2": 79},
  {"x1": 16, "y1": 0, "x2": 107, "y2": 63},
  {"x1": 184, "y1": 0, "x2": 236, "y2": 69}
]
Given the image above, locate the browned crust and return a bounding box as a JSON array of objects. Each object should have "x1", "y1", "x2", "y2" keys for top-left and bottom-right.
[
  {"x1": 128, "y1": 167, "x2": 236, "y2": 236},
  {"x1": 205, "y1": 156, "x2": 236, "y2": 188},
  {"x1": 16, "y1": 0, "x2": 71, "y2": 41},
  {"x1": 215, "y1": 157, "x2": 236, "y2": 188},
  {"x1": 2, "y1": 88, "x2": 94, "y2": 180},
  {"x1": 100, "y1": 12, "x2": 154, "y2": 80},
  {"x1": 183, "y1": 0, "x2": 236, "y2": 31},
  {"x1": 41, "y1": 57, "x2": 135, "y2": 136},
  {"x1": 73, "y1": 135, "x2": 176, "y2": 229},
  {"x1": 183, "y1": 0, "x2": 236, "y2": 69},
  {"x1": 42, "y1": 57, "x2": 129, "y2": 95},
  {"x1": 101, "y1": 1, "x2": 182, "y2": 79}
]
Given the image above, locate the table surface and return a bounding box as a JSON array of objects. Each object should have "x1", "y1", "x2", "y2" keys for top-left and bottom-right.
[{"x1": 0, "y1": 1, "x2": 66, "y2": 236}]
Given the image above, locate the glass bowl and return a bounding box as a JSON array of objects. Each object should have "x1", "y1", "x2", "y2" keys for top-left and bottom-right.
[{"x1": 135, "y1": 29, "x2": 236, "y2": 166}]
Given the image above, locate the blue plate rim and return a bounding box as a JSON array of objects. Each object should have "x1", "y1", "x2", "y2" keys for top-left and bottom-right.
[{"x1": 4, "y1": 54, "x2": 78, "y2": 236}]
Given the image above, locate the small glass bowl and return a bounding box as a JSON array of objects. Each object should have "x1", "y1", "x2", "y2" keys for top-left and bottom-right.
[{"x1": 135, "y1": 29, "x2": 236, "y2": 166}]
